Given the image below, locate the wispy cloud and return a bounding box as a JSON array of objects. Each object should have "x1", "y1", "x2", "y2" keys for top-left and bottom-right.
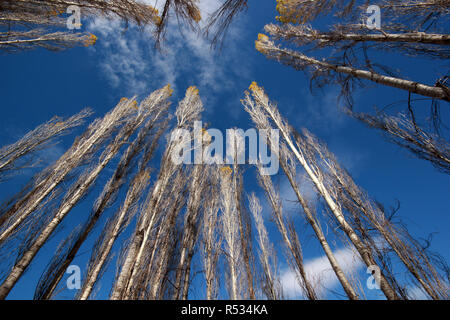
[
  {"x1": 280, "y1": 246, "x2": 365, "y2": 299},
  {"x1": 304, "y1": 89, "x2": 348, "y2": 131},
  {"x1": 86, "y1": 0, "x2": 253, "y2": 108},
  {"x1": 407, "y1": 286, "x2": 429, "y2": 300}
]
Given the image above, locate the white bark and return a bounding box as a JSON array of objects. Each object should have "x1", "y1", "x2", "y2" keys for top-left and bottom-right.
[
  {"x1": 0, "y1": 98, "x2": 134, "y2": 245},
  {"x1": 244, "y1": 84, "x2": 400, "y2": 300},
  {"x1": 256, "y1": 36, "x2": 450, "y2": 102},
  {"x1": 111, "y1": 87, "x2": 203, "y2": 300}
]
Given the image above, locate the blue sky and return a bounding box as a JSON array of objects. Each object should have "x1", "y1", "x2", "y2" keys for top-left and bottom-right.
[{"x1": 0, "y1": 1, "x2": 448, "y2": 300}]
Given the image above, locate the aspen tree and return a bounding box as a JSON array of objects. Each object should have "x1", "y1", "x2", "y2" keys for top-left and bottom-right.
[
  {"x1": 78, "y1": 169, "x2": 150, "y2": 299},
  {"x1": 277, "y1": 143, "x2": 360, "y2": 299},
  {"x1": 131, "y1": 168, "x2": 191, "y2": 300},
  {"x1": 224, "y1": 133, "x2": 256, "y2": 299},
  {"x1": 256, "y1": 164, "x2": 317, "y2": 300},
  {"x1": 265, "y1": 24, "x2": 450, "y2": 49},
  {"x1": 232, "y1": 164, "x2": 256, "y2": 300},
  {"x1": 1, "y1": 0, "x2": 161, "y2": 26},
  {"x1": 255, "y1": 34, "x2": 449, "y2": 102},
  {"x1": 110, "y1": 86, "x2": 203, "y2": 300},
  {"x1": 0, "y1": 96, "x2": 136, "y2": 246},
  {"x1": 244, "y1": 82, "x2": 400, "y2": 299},
  {"x1": 137, "y1": 170, "x2": 190, "y2": 299},
  {"x1": 0, "y1": 30, "x2": 97, "y2": 51},
  {"x1": 201, "y1": 168, "x2": 222, "y2": 300},
  {"x1": 134, "y1": 97, "x2": 212, "y2": 301},
  {"x1": 255, "y1": 30, "x2": 450, "y2": 171},
  {"x1": 274, "y1": 0, "x2": 359, "y2": 24},
  {"x1": 256, "y1": 0, "x2": 450, "y2": 172},
  {"x1": 246, "y1": 95, "x2": 358, "y2": 299},
  {"x1": 248, "y1": 193, "x2": 282, "y2": 300},
  {"x1": 34, "y1": 87, "x2": 171, "y2": 300},
  {"x1": 75, "y1": 89, "x2": 172, "y2": 300},
  {"x1": 80, "y1": 165, "x2": 185, "y2": 299},
  {"x1": 273, "y1": 0, "x2": 448, "y2": 26},
  {"x1": 0, "y1": 109, "x2": 90, "y2": 181},
  {"x1": 0, "y1": 89, "x2": 170, "y2": 299},
  {"x1": 302, "y1": 129, "x2": 449, "y2": 299},
  {"x1": 219, "y1": 165, "x2": 243, "y2": 300},
  {"x1": 0, "y1": 0, "x2": 162, "y2": 51},
  {"x1": 121, "y1": 104, "x2": 202, "y2": 300},
  {"x1": 172, "y1": 135, "x2": 212, "y2": 299}
]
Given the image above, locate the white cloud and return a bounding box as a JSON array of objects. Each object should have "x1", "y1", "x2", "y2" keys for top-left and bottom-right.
[
  {"x1": 407, "y1": 286, "x2": 429, "y2": 300},
  {"x1": 280, "y1": 246, "x2": 364, "y2": 299},
  {"x1": 304, "y1": 89, "x2": 347, "y2": 131},
  {"x1": 35, "y1": 144, "x2": 66, "y2": 168},
  {"x1": 86, "y1": 0, "x2": 252, "y2": 104},
  {"x1": 279, "y1": 266, "x2": 302, "y2": 298}
]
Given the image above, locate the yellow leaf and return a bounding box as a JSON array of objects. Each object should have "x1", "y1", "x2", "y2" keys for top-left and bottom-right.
[
  {"x1": 187, "y1": 86, "x2": 199, "y2": 96},
  {"x1": 84, "y1": 33, "x2": 98, "y2": 47},
  {"x1": 255, "y1": 34, "x2": 269, "y2": 54},
  {"x1": 165, "y1": 84, "x2": 174, "y2": 96},
  {"x1": 220, "y1": 166, "x2": 233, "y2": 176}
]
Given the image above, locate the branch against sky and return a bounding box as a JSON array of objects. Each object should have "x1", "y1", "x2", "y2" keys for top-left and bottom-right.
[
  {"x1": 0, "y1": 0, "x2": 250, "y2": 52},
  {"x1": 0, "y1": 96, "x2": 137, "y2": 248},
  {"x1": 348, "y1": 111, "x2": 450, "y2": 174},
  {"x1": 0, "y1": 0, "x2": 161, "y2": 52},
  {"x1": 0, "y1": 109, "x2": 91, "y2": 180},
  {"x1": 256, "y1": 0, "x2": 450, "y2": 175}
]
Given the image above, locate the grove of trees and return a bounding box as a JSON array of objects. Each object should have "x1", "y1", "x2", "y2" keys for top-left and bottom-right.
[{"x1": 0, "y1": 0, "x2": 448, "y2": 300}]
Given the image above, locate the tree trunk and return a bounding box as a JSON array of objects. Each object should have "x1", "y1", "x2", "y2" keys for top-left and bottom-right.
[
  {"x1": 278, "y1": 154, "x2": 359, "y2": 300},
  {"x1": 245, "y1": 83, "x2": 400, "y2": 300},
  {"x1": 0, "y1": 109, "x2": 142, "y2": 299},
  {"x1": 256, "y1": 37, "x2": 450, "y2": 102}
]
